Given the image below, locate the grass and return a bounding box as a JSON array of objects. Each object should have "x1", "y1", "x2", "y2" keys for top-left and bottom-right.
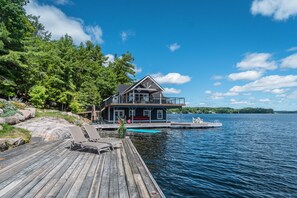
[
  {"x1": 0, "y1": 123, "x2": 31, "y2": 143},
  {"x1": 36, "y1": 110, "x2": 81, "y2": 125}
]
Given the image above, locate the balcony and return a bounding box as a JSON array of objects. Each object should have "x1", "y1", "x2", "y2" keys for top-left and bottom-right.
[{"x1": 102, "y1": 95, "x2": 185, "y2": 108}]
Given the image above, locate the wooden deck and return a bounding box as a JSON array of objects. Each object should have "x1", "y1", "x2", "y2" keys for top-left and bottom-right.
[
  {"x1": 96, "y1": 122, "x2": 222, "y2": 130},
  {"x1": 0, "y1": 139, "x2": 165, "y2": 198}
]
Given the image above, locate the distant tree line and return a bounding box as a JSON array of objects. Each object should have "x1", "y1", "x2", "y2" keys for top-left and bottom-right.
[
  {"x1": 168, "y1": 107, "x2": 274, "y2": 114},
  {"x1": 0, "y1": 0, "x2": 135, "y2": 112}
]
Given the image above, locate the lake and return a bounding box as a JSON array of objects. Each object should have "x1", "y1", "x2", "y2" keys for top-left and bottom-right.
[{"x1": 131, "y1": 114, "x2": 297, "y2": 197}]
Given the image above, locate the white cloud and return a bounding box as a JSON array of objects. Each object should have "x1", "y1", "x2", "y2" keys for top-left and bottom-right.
[
  {"x1": 251, "y1": 0, "x2": 297, "y2": 21},
  {"x1": 120, "y1": 31, "x2": 135, "y2": 42},
  {"x1": 103, "y1": 54, "x2": 115, "y2": 66},
  {"x1": 228, "y1": 70, "x2": 263, "y2": 81},
  {"x1": 287, "y1": 46, "x2": 297, "y2": 52},
  {"x1": 163, "y1": 88, "x2": 181, "y2": 94},
  {"x1": 236, "y1": 53, "x2": 277, "y2": 71},
  {"x1": 86, "y1": 26, "x2": 104, "y2": 44},
  {"x1": 135, "y1": 66, "x2": 142, "y2": 74},
  {"x1": 265, "y1": 88, "x2": 286, "y2": 94},
  {"x1": 211, "y1": 92, "x2": 239, "y2": 100},
  {"x1": 54, "y1": 0, "x2": 71, "y2": 5},
  {"x1": 230, "y1": 99, "x2": 254, "y2": 105},
  {"x1": 205, "y1": 90, "x2": 212, "y2": 94},
  {"x1": 281, "y1": 53, "x2": 297, "y2": 69},
  {"x1": 199, "y1": 102, "x2": 206, "y2": 106},
  {"x1": 168, "y1": 43, "x2": 181, "y2": 52},
  {"x1": 151, "y1": 73, "x2": 191, "y2": 84},
  {"x1": 259, "y1": 98, "x2": 271, "y2": 102},
  {"x1": 213, "y1": 82, "x2": 222, "y2": 86},
  {"x1": 25, "y1": 0, "x2": 103, "y2": 44},
  {"x1": 211, "y1": 75, "x2": 224, "y2": 80},
  {"x1": 230, "y1": 75, "x2": 297, "y2": 93}
]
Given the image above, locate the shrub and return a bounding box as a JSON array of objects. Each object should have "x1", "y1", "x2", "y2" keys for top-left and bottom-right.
[
  {"x1": 29, "y1": 85, "x2": 47, "y2": 108},
  {"x1": 117, "y1": 119, "x2": 126, "y2": 139},
  {"x1": 0, "y1": 100, "x2": 18, "y2": 117}
]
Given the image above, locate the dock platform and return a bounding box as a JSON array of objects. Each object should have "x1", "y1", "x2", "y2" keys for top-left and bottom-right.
[
  {"x1": 0, "y1": 139, "x2": 165, "y2": 198},
  {"x1": 96, "y1": 122, "x2": 222, "y2": 130}
]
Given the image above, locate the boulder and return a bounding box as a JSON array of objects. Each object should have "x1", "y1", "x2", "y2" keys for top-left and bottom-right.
[
  {"x1": 5, "y1": 115, "x2": 20, "y2": 125},
  {"x1": 16, "y1": 117, "x2": 75, "y2": 141},
  {"x1": 0, "y1": 118, "x2": 5, "y2": 125},
  {"x1": 0, "y1": 139, "x2": 8, "y2": 152},
  {"x1": 19, "y1": 110, "x2": 31, "y2": 120},
  {"x1": 0, "y1": 125, "x2": 3, "y2": 131},
  {"x1": 7, "y1": 138, "x2": 25, "y2": 146},
  {"x1": 26, "y1": 108, "x2": 36, "y2": 118},
  {"x1": 0, "y1": 109, "x2": 3, "y2": 115},
  {"x1": 15, "y1": 113, "x2": 25, "y2": 122}
]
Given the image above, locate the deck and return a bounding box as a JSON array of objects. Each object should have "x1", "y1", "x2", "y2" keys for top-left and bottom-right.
[
  {"x1": 0, "y1": 139, "x2": 165, "y2": 198},
  {"x1": 97, "y1": 122, "x2": 222, "y2": 130}
]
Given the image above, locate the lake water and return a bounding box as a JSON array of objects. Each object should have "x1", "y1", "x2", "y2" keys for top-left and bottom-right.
[{"x1": 131, "y1": 114, "x2": 297, "y2": 197}]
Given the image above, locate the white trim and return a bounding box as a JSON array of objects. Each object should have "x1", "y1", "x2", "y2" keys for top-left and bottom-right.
[
  {"x1": 157, "y1": 110, "x2": 163, "y2": 120},
  {"x1": 114, "y1": 110, "x2": 125, "y2": 122},
  {"x1": 129, "y1": 109, "x2": 135, "y2": 117},
  {"x1": 123, "y1": 76, "x2": 164, "y2": 94}
]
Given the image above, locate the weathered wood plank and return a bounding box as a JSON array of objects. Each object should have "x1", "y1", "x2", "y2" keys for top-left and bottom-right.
[
  {"x1": 121, "y1": 141, "x2": 140, "y2": 198},
  {"x1": 34, "y1": 151, "x2": 81, "y2": 198},
  {"x1": 0, "y1": 140, "x2": 64, "y2": 171},
  {"x1": 109, "y1": 150, "x2": 119, "y2": 198},
  {"x1": 55, "y1": 152, "x2": 91, "y2": 197},
  {"x1": 117, "y1": 146, "x2": 129, "y2": 198},
  {"x1": 1, "y1": 148, "x2": 69, "y2": 198},
  {"x1": 66, "y1": 154, "x2": 95, "y2": 197},
  {"x1": 98, "y1": 151, "x2": 111, "y2": 198},
  {"x1": 127, "y1": 139, "x2": 166, "y2": 198},
  {"x1": 123, "y1": 140, "x2": 150, "y2": 198},
  {"x1": 46, "y1": 152, "x2": 86, "y2": 197},
  {"x1": 0, "y1": 142, "x2": 69, "y2": 193},
  {"x1": 126, "y1": 139, "x2": 161, "y2": 198},
  {"x1": 88, "y1": 153, "x2": 106, "y2": 198},
  {"x1": 77, "y1": 154, "x2": 100, "y2": 198}
]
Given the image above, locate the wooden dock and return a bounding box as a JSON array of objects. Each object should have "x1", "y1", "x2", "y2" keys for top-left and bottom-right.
[
  {"x1": 0, "y1": 139, "x2": 165, "y2": 198},
  {"x1": 96, "y1": 122, "x2": 222, "y2": 130}
]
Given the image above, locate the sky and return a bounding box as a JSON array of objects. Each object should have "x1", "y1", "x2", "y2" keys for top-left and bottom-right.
[{"x1": 25, "y1": 0, "x2": 297, "y2": 110}]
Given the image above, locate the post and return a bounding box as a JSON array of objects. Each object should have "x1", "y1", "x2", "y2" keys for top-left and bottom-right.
[
  {"x1": 133, "y1": 90, "x2": 135, "y2": 104},
  {"x1": 159, "y1": 93, "x2": 162, "y2": 104},
  {"x1": 108, "y1": 106, "x2": 110, "y2": 122},
  {"x1": 92, "y1": 105, "x2": 96, "y2": 122},
  {"x1": 113, "y1": 108, "x2": 115, "y2": 124}
]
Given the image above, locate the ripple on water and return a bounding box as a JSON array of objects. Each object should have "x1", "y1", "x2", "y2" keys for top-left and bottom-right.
[{"x1": 132, "y1": 114, "x2": 297, "y2": 198}]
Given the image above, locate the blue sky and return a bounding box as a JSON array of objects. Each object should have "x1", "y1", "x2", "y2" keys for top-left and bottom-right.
[{"x1": 25, "y1": 0, "x2": 297, "y2": 110}]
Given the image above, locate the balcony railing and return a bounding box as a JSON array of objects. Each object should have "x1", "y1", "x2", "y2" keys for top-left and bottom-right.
[{"x1": 101, "y1": 95, "x2": 185, "y2": 108}]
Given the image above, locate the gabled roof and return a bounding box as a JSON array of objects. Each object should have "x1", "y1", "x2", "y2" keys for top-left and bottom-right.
[{"x1": 122, "y1": 75, "x2": 164, "y2": 95}]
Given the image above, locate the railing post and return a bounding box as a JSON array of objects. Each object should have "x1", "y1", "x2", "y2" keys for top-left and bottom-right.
[
  {"x1": 133, "y1": 90, "x2": 135, "y2": 104},
  {"x1": 159, "y1": 93, "x2": 162, "y2": 104}
]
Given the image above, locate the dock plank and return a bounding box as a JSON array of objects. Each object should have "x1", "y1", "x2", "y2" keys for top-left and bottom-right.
[{"x1": 0, "y1": 138, "x2": 165, "y2": 198}]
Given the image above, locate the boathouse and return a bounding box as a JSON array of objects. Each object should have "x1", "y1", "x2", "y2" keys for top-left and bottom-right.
[{"x1": 100, "y1": 75, "x2": 185, "y2": 123}]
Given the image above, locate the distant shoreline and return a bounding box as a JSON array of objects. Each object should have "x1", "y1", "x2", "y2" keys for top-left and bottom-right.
[{"x1": 168, "y1": 107, "x2": 297, "y2": 114}]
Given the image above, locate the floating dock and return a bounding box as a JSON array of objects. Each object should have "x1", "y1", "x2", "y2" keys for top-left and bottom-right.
[
  {"x1": 0, "y1": 139, "x2": 165, "y2": 198},
  {"x1": 96, "y1": 122, "x2": 222, "y2": 130}
]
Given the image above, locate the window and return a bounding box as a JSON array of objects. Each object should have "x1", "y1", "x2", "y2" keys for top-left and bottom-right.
[
  {"x1": 129, "y1": 109, "x2": 135, "y2": 117},
  {"x1": 157, "y1": 110, "x2": 163, "y2": 119},
  {"x1": 143, "y1": 110, "x2": 151, "y2": 118},
  {"x1": 128, "y1": 93, "x2": 133, "y2": 102}
]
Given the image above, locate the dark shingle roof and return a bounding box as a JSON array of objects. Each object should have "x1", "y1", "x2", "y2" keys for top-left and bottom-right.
[{"x1": 117, "y1": 84, "x2": 130, "y2": 94}]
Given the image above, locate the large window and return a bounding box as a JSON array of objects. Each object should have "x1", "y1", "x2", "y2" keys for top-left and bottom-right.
[
  {"x1": 143, "y1": 110, "x2": 151, "y2": 118},
  {"x1": 157, "y1": 110, "x2": 163, "y2": 119}
]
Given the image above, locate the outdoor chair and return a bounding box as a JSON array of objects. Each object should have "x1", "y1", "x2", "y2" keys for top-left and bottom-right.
[
  {"x1": 83, "y1": 125, "x2": 122, "y2": 149},
  {"x1": 68, "y1": 126, "x2": 112, "y2": 154}
]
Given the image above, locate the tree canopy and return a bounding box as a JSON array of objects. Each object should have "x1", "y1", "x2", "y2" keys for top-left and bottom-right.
[{"x1": 0, "y1": 0, "x2": 136, "y2": 112}]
